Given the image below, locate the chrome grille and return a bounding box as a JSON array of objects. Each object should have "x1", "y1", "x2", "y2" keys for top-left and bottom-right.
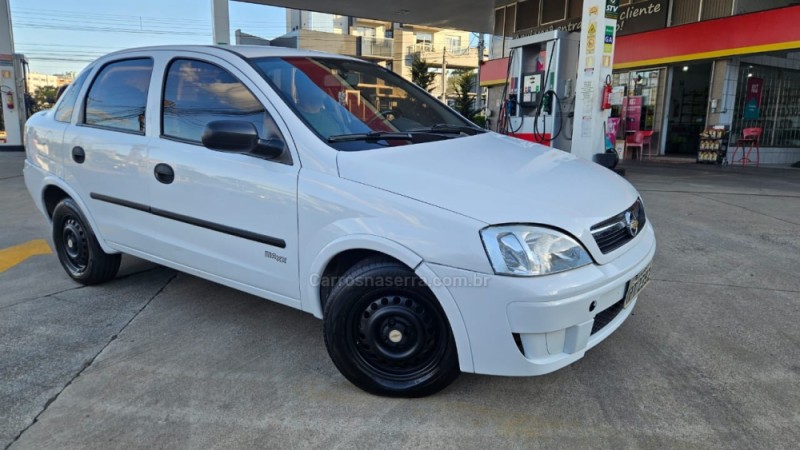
[{"x1": 591, "y1": 200, "x2": 646, "y2": 254}]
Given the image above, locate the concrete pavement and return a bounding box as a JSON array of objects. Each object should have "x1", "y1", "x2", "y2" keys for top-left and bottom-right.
[{"x1": 1, "y1": 152, "x2": 799, "y2": 449}]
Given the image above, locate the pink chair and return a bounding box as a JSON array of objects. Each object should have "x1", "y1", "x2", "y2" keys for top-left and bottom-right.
[
  {"x1": 731, "y1": 127, "x2": 762, "y2": 167},
  {"x1": 640, "y1": 131, "x2": 656, "y2": 159},
  {"x1": 626, "y1": 131, "x2": 656, "y2": 160}
]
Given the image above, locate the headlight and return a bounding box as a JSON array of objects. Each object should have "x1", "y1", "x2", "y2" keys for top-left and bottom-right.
[{"x1": 480, "y1": 225, "x2": 592, "y2": 276}]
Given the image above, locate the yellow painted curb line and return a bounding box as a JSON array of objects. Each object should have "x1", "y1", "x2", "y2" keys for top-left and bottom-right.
[{"x1": 0, "y1": 239, "x2": 53, "y2": 273}]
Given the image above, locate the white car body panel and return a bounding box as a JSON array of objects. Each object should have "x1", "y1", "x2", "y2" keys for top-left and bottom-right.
[
  {"x1": 23, "y1": 45, "x2": 656, "y2": 378},
  {"x1": 337, "y1": 133, "x2": 640, "y2": 265}
]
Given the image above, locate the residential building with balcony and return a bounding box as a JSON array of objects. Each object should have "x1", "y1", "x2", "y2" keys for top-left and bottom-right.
[{"x1": 268, "y1": 10, "x2": 481, "y2": 101}]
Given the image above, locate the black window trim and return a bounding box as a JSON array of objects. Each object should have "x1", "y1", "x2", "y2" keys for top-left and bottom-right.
[
  {"x1": 159, "y1": 56, "x2": 288, "y2": 151},
  {"x1": 78, "y1": 56, "x2": 155, "y2": 136}
]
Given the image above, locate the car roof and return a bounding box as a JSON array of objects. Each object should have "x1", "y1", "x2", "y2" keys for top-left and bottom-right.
[{"x1": 102, "y1": 45, "x2": 360, "y2": 62}]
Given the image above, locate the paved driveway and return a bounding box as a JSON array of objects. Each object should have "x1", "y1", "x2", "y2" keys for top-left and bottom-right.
[{"x1": 2, "y1": 152, "x2": 799, "y2": 449}]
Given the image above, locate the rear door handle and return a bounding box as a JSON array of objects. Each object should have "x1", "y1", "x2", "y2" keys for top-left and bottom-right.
[
  {"x1": 71, "y1": 146, "x2": 85, "y2": 164},
  {"x1": 154, "y1": 163, "x2": 175, "y2": 184}
]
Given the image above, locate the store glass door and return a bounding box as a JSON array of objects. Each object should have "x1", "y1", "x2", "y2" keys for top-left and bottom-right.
[{"x1": 666, "y1": 63, "x2": 712, "y2": 155}]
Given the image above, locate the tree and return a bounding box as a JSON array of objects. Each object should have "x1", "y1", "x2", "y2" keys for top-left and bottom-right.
[
  {"x1": 450, "y1": 69, "x2": 477, "y2": 120},
  {"x1": 410, "y1": 53, "x2": 436, "y2": 92},
  {"x1": 32, "y1": 85, "x2": 59, "y2": 113}
]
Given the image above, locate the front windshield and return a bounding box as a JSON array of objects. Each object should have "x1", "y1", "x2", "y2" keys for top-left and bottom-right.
[{"x1": 251, "y1": 56, "x2": 479, "y2": 149}]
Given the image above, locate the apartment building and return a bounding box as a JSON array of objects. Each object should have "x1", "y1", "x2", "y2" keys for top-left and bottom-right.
[
  {"x1": 268, "y1": 10, "x2": 481, "y2": 101},
  {"x1": 26, "y1": 71, "x2": 73, "y2": 94}
]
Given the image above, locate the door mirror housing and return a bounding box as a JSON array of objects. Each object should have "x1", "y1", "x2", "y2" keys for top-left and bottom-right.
[{"x1": 201, "y1": 120, "x2": 290, "y2": 164}]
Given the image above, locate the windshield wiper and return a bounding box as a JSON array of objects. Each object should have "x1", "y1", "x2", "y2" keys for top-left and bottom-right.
[
  {"x1": 413, "y1": 124, "x2": 487, "y2": 135},
  {"x1": 327, "y1": 130, "x2": 455, "y2": 143},
  {"x1": 327, "y1": 131, "x2": 414, "y2": 143}
]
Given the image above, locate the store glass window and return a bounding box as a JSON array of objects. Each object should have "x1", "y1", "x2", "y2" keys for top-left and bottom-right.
[
  {"x1": 516, "y1": 0, "x2": 540, "y2": 31},
  {"x1": 541, "y1": 0, "x2": 567, "y2": 24},
  {"x1": 611, "y1": 69, "x2": 664, "y2": 131},
  {"x1": 732, "y1": 64, "x2": 800, "y2": 148}
]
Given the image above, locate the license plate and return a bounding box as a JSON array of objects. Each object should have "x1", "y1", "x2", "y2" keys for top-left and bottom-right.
[{"x1": 624, "y1": 263, "x2": 652, "y2": 308}]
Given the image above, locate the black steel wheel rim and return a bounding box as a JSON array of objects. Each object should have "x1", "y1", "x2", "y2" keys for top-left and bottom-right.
[
  {"x1": 60, "y1": 216, "x2": 89, "y2": 275},
  {"x1": 350, "y1": 293, "x2": 448, "y2": 382}
]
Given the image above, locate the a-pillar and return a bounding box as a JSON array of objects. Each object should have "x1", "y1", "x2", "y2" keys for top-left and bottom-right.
[
  {"x1": 570, "y1": 0, "x2": 620, "y2": 161},
  {"x1": 0, "y1": 0, "x2": 23, "y2": 149},
  {"x1": 211, "y1": 0, "x2": 231, "y2": 45}
]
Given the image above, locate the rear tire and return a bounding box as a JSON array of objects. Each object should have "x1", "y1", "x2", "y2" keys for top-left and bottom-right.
[
  {"x1": 52, "y1": 198, "x2": 121, "y2": 285},
  {"x1": 323, "y1": 257, "x2": 460, "y2": 397}
]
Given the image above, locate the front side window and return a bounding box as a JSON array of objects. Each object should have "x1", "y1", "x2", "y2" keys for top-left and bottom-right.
[
  {"x1": 162, "y1": 59, "x2": 279, "y2": 143},
  {"x1": 54, "y1": 70, "x2": 90, "y2": 123},
  {"x1": 252, "y1": 57, "x2": 479, "y2": 150},
  {"x1": 84, "y1": 58, "x2": 153, "y2": 133}
]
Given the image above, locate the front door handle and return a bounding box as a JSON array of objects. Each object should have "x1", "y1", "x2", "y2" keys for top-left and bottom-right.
[
  {"x1": 71, "y1": 146, "x2": 85, "y2": 164},
  {"x1": 154, "y1": 163, "x2": 175, "y2": 184}
]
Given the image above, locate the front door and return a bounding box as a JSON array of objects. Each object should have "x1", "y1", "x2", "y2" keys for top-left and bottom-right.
[{"x1": 145, "y1": 56, "x2": 300, "y2": 306}]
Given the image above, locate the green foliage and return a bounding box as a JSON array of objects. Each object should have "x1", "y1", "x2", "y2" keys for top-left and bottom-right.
[
  {"x1": 472, "y1": 115, "x2": 487, "y2": 129},
  {"x1": 410, "y1": 53, "x2": 436, "y2": 93},
  {"x1": 32, "y1": 85, "x2": 59, "y2": 113},
  {"x1": 450, "y1": 70, "x2": 477, "y2": 120}
]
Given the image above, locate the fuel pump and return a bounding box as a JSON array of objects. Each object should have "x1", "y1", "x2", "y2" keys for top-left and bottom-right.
[
  {"x1": 502, "y1": 30, "x2": 579, "y2": 152},
  {"x1": 0, "y1": 54, "x2": 28, "y2": 149},
  {"x1": 1, "y1": 0, "x2": 27, "y2": 149}
]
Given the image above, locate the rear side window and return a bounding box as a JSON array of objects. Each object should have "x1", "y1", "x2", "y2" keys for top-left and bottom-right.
[
  {"x1": 84, "y1": 58, "x2": 153, "y2": 133},
  {"x1": 54, "y1": 70, "x2": 90, "y2": 123},
  {"x1": 162, "y1": 59, "x2": 278, "y2": 143}
]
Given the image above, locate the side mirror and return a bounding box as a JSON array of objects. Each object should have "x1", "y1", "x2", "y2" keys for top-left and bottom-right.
[
  {"x1": 201, "y1": 120, "x2": 288, "y2": 162},
  {"x1": 202, "y1": 120, "x2": 259, "y2": 153}
]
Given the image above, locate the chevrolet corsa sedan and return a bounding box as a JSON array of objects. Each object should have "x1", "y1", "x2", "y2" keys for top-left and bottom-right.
[{"x1": 24, "y1": 45, "x2": 655, "y2": 397}]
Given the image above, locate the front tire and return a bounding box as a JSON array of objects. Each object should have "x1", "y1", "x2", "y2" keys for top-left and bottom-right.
[
  {"x1": 52, "y1": 198, "x2": 121, "y2": 285},
  {"x1": 323, "y1": 258, "x2": 460, "y2": 397}
]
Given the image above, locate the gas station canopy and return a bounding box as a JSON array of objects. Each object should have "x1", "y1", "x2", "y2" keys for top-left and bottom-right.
[{"x1": 235, "y1": 0, "x2": 510, "y2": 32}]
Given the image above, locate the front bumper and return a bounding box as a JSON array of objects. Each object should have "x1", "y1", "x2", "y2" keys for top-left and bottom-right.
[{"x1": 425, "y1": 223, "x2": 656, "y2": 376}]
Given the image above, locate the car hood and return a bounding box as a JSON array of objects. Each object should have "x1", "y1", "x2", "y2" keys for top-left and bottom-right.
[{"x1": 337, "y1": 133, "x2": 641, "y2": 261}]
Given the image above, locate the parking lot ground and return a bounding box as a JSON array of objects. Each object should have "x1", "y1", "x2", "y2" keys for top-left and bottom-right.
[{"x1": 2, "y1": 152, "x2": 799, "y2": 449}]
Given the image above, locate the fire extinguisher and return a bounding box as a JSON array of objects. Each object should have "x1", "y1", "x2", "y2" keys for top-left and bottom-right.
[
  {"x1": 4, "y1": 89, "x2": 14, "y2": 110},
  {"x1": 601, "y1": 75, "x2": 612, "y2": 111}
]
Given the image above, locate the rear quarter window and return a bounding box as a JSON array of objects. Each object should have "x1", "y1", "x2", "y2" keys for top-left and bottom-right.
[{"x1": 54, "y1": 70, "x2": 90, "y2": 123}]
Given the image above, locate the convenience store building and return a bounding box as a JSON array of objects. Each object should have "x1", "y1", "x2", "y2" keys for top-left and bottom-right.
[{"x1": 484, "y1": 0, "x2": 800, "y2": 165}]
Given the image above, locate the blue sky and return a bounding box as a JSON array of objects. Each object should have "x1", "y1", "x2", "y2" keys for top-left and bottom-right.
[{"x1": 10, "y1": 0, "x2": 287, "y2": 75}]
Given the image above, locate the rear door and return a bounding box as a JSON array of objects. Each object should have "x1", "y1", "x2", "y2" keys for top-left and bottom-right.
[
  {"x1": 27, "y1": 70, "x2": 91, "y2": 173},
  {"x1": 61, "y1": 57, "x2": 156, "y2": 248},
  {"x1": 145, "y1": 55, "x2": 301, "y2": 306}
]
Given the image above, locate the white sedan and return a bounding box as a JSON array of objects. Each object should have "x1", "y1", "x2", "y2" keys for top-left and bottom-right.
[{"x1": 23, "y1": 45, "x2": 655, "y2": 397}]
